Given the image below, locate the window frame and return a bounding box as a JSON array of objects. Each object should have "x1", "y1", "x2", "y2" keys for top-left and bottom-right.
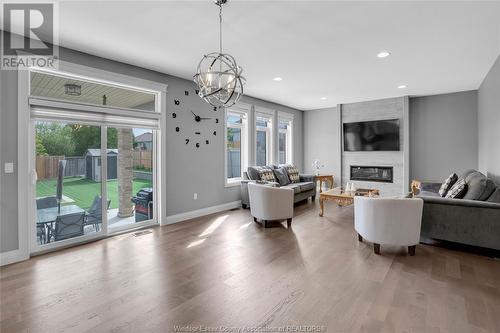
[
  {"x1": 254, "y1": 109, "x2": 274, "y2": 166},
  {"x1": 278, "y1": 112, "x2": 294, "y2": 165},
  {"x1": 224, "y1": 105, "x2": 249, "y2": 186}
]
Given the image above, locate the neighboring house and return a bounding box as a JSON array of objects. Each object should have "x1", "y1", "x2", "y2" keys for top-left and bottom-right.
[
  {"x1": 135, "y1": 132, "x2": 153, "y2": 150},
  {"x1": 85, "y1": 149, "x2": 118, "y2": 181}
]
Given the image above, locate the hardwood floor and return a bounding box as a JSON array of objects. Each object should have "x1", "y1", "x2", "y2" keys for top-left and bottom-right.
[{"x1": 1, "y1": 201, "x2": 499, "y2": 333}]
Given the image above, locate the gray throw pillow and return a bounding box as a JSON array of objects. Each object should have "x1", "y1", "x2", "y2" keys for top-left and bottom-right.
[
  {"x1": 273, "y1": 167, "x2": 291, "y2": 186},
  {"x1": 461, "y1": 172, "x2": 496, "y2": 201},
  {"x1": 438, "y1": 173, "x2": 458, "y2": 197},
  {"x1": 445, "y1": 179, "x2": 468, "y2": 199}
]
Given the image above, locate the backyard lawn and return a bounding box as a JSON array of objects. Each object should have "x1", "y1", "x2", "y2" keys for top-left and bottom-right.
[{"x1": 37, "y1": 176, "x2": 152, "y2": 210}]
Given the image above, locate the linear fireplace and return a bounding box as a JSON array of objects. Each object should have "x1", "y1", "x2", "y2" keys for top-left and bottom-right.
[{"x1": 350, "y1": 165, "x2": 393, "y2": 183}]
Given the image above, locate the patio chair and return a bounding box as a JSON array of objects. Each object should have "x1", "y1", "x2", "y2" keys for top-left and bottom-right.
[
  {"x1": 84, "y1": 196, "x2": 111, "y2": 231},
  {"x1": 36, "y1": 196, "x2": 58, "y2": 244},
  {"x1": 53, "y1": 212, "x2": 86, "y2": 241}
]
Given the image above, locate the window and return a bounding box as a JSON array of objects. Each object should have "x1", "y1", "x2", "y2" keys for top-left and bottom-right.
[
  {"x1": 30, "y1": 70, "x2": 156, "y2": 112},
  {"x1": 255, "y1": 113, "x2": 273, "y2": 166},
  {"x1": 225, "y1": 107, "x2": 248, "y2": 184},
  {"x1": 278, "y1": 113, "x2": 293, "y2": 164}
]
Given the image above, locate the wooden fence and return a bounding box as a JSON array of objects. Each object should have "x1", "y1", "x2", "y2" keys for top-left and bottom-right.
[
  {"x1": 36, "y1": 155, "x2": 86, "y2": 180},
  {"x1": 133, "y1": 150, "x2": 152, "y2": 170},
  {"x1": 36, "y1": 155, "x2": 64, "y2": 180},
  {"x1": 64, "y1": 157, "x2": 86, "y2": 177},
  {"x1": 36, "y1": 150, "x2": 151, "y2": 179}
]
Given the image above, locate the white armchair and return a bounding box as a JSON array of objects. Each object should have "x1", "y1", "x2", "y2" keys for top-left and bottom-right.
[
  {"x1": 248, "y1": 182, "x2": 294, "y2": 228},
  {"x1": 354, "y1": 196, "x2": 424, "y2": 255}
]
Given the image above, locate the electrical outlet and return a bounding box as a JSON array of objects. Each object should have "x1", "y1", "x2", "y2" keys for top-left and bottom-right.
[{"x1": 193, "y1": 193, "x2": 198, "y2": 200}]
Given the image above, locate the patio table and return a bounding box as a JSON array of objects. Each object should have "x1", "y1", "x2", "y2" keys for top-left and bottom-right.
[{"x1": 37, "y1": 205, "x2": 85, "y2": 243}]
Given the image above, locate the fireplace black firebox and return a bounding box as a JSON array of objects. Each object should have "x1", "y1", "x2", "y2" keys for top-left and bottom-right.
[{"x1": 350, "y1": 166, "x2": 393, "y2": 183}]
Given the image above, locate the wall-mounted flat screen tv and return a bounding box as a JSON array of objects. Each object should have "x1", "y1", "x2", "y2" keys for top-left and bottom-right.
[{"x1": 343, "y1": 119, "x2": 400, "y2": 151}]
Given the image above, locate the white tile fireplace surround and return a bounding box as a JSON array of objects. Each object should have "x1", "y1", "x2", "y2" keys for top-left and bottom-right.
[{"x1": 341, "y1": 97, "x2": 410, "y2": 197}]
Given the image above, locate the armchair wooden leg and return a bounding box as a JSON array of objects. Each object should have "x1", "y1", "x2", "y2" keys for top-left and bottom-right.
[
  {"x1": 262, "y1": 220, "x2": 267, "y2": 228},
  {"x1": 374, "y1": 243, "x2": 380, "y2": 255},
  {"x1": 408, "y1": 245, "x2": 416, "y2": 256},
  {"x1": 358, "y1": 233, "x2": 362, "y2": 242},
  {"x1": 253, "y1": 217, "x2": 257, "y2": 223},
  {"x1": 286, "y1": 218, "x2": 292, "y2": 228}
]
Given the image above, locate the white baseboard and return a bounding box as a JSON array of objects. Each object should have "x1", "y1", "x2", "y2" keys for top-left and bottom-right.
[
  {"x1": 0, "y1": 248, "x2": 29, "y2": 267},
  {"x1": 162, "y1": 200, "x2": 242, "y2": 225}
]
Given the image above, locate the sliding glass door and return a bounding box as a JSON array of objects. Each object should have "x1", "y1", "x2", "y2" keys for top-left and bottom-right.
[
  {"x1": 106, "y1": 127, "x2": 155, "y2": 232},
  {"x1": 35, "y1": 121, "x2": 103, "y2": 246},
  {"x1": 33, "y1": 122, "x2": 158, "y2": 250},
  {"x1": 28, "y1": 67, "x2": 162, "y2": 253}
]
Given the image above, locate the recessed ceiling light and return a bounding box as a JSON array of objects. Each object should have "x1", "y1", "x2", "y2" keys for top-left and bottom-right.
[
  {"x1": 398, "y1": 85, "x2": 407, "y2": 89},
  {"x1": 377, "y1": 51, "x2": 390, "y2": 58},
  {"x1": 320, "y1": 97, "x2": 327, "y2": 100},
  {"x1": 273, "y1": 77, "x2": 283, "y2": 81}
]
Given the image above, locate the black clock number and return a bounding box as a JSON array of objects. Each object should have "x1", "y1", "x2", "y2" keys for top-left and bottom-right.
[
  {"x1": 175, "y1": 127, "x2": 180, "y2": 132},
  {"x1": 185, "y1": 139, "x2": 189, "y2": 144},
  {"x1": 213, "y1": 107, "x2": 217, "y2": 112},
  {"x1": 213, "y1": 131, "x2": 217, "y2": 136},
  {"x1": 196, "y1": 143, "x2": 200, "y2": 148},
  {"x1": 172, "y1": 113, "x2": 177, "y2": 118},
  {"x1": 205, "y1": 140, "x2": 209, "y2": 145},
  {"x1": 195, "y1": 89, "x2": 200, "y2": 95},
  {"x1": 215, "y1": 118, "x2": 219, "y2": 124},
  {"x1": 174, "y1": 99, "x2": 180, "y2": 105}
]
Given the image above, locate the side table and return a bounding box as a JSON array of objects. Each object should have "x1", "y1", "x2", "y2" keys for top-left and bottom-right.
[{"x1": 315, "y1": 175, "x2": 334, "y2": 193}]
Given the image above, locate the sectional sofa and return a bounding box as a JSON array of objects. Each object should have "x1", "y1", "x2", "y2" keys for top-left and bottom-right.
[
  {"x1": 417, "y1": 170, "x2": 500, "y2": 250},
  {"x1": 240, "y1": 165, "x2": 316, "y2": 209}
]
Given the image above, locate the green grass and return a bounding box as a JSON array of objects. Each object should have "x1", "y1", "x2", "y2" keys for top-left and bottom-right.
[{"x1": 36, "y1": 176, "x2": 152, "y2": 210}]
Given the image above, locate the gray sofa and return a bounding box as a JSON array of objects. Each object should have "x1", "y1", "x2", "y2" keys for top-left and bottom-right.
[
  {"x1": 417, "y1": 170, "x2": 500, "y2": 250},
  {"x1": 240, "y1": 165, "x2": 316, "y2": 209}
]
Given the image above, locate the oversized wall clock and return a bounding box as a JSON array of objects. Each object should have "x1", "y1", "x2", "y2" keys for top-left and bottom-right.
[{"x1": 172, "y1": 90, "x2": 219, "y2": 149}]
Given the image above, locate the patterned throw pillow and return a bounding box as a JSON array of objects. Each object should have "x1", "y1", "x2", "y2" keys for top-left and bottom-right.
[
  {"x1": 438, "y1": 173, "x2": 458, "y2": 197},
  {"x1": 256, "y1": 167, "x2": 277, "y2": 182},
  {"x1": 281, "y1": 164, "x2": 300, "y2": 183},
  {"x1": 445, "y1": 179, "x2": 468, "y2": 199}
]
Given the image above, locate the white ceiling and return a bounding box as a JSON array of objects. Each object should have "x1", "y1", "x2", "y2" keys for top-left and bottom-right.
[{"x1": 47, "y1": 1, "x2": 500, "y2": 109}]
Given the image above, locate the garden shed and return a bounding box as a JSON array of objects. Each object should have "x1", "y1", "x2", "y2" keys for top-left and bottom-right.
[{"x1": 85, "y1": 149, "x2": 118, "y2": 181}]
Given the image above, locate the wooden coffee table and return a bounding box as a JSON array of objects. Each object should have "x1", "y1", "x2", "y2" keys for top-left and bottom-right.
[{"x1": 319, "y1": 187, "x2": 380, "y2": 217}]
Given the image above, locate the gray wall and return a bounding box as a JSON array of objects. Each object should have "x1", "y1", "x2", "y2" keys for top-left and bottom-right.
[
  {"x1": 478, "y1": 55, "x2": 500, "y2": 184},
  {"x1": 0, "y1": 69, "x2": 19, "y2": 252},
  {"x1": 0, "y1": 44, "x2": 303, "y2": 253},
  {"x1": 410, "y1": 90, "x2": 478, "y2": 182},
  {"x1": 303, "y1": 107, "x2": 341, "y2": 186}
]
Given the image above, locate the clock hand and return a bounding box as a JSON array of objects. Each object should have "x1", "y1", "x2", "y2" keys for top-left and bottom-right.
[
  {"x1": 191, "y1": 111, "x2": 198, "y2": 118},
  {"x1": 199, "y1": 117, "x2": 212, "y2": 120}
]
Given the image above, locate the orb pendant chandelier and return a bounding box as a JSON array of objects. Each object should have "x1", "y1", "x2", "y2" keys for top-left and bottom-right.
[{"x1": 193, "y1": 0, "x2": 245, "y2": 108}]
